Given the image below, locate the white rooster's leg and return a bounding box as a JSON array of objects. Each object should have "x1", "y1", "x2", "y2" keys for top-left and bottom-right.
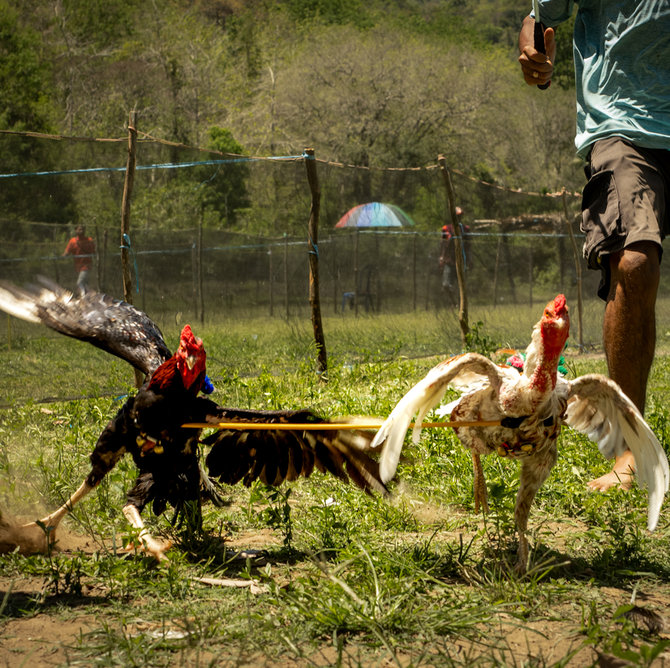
[
  {"x1": 472, "y1": 453, "x2": 489, "y2": 514},
  {"x1": 514, "y1": 445, "x2": 558, "y2": 573},
  {"x1": 122, "y1": 504, "x2": 172, "y2": 562}
]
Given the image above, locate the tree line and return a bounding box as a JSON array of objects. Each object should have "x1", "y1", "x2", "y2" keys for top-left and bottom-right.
[{"x1": 1, "y1": 0, "x2": 581, "y2": 235}]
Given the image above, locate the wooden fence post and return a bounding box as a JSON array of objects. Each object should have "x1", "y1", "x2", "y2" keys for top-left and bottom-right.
[
  {"x1": 101, "y1": 228, "x2": 108, "y2": 293},
  {"x1": 502, "y1": 227, "x2": 518, "y2": 304},
  {"x1": 412, "y1": 231, "x2": 417, "y2": 311},
  {"x1": 94, "y1": 221, "x2": 101, "y2": 292},
  {"x1": 438, "y1": 155, "x2": 469, "y2": 345},
  {"x1": 354, "y1": 229, "x2": 360, "y2": 317},
  {"x1": 198, "y1": 208, "x2": 204, "y2": 325},
  {"x1": 492, "y1": 232, "x2": 502, "y2": 306},
  {"x1": 528, "y1": 242, "x2": 534, "y2": 307},
  {"x1": 304, "y1": 147, "x2": 328, "y2": 379},
  {"x1": 191, "y1": 235, "x2": 198, "y2": 322},
  {"x1": 120, "y1": 110, "x2": 143, "y2": 388},
  {"x1": 268, "y1": 245, "x2": 274, "y2": 317},
  {"x1": 563, "y1": 190, "x2": 584, "y2": 350},
  {"x1": 284, "y1": 234, "x2": 289, "y2": 319},
  {"x1": 121, "y1": 111, "x2": 137, "y2": 306}
]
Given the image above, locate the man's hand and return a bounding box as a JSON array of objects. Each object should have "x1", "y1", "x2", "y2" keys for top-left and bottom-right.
[{"x1": 518, "y1": 15, "x2": 556, "y2": 87}]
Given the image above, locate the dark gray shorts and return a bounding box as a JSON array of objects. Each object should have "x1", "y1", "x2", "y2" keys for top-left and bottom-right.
[{"x1": 580, "y1": 137, "x2": 670, "y2": 300}]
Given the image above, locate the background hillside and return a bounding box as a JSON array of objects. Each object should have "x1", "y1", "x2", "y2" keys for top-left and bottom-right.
[{"x1": 1, "y1": 0, "x2": 581, "y2": 233}]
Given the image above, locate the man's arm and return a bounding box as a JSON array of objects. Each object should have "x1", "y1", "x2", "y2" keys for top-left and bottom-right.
[{"x1": 518, "y1": 15, "x2": 556, "y2": 87}]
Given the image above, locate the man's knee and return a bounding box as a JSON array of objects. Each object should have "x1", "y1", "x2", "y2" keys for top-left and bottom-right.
[{"x1": 609, "y1": 242, "x2": 660, "y2": 293}]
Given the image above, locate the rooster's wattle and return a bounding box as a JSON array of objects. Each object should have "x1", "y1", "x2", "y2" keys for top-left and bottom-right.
[
  {"x1": 0, "y1": 278, "x2": 386, "y2": 560},
  {"x1": 371, "y1": 295, "x2": 669, "y2": 571}
]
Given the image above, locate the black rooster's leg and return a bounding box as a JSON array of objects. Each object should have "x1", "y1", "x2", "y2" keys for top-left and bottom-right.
[
  {"x1": 21, "y1": 480, "x2": 94, "y2": 549},
  {"x1": 472, "y1": 452, "x2": 489, "y2": 513},
  {"x1": 122, "y1": 503, "x2": 172, "y2": 562},
  {"x1": 19, "y1": 398, "x2": 138, "y2": 555},
  {"x1": 198, "y1": 460, "x2": 227, "y2": 507},
  {"x1": 514, "y1": 444, "x2": 558, "y2": 573}
]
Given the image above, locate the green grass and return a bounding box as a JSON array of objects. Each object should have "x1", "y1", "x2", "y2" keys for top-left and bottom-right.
[
  {"x1": 2, "y1": 308, "x2": 670, "y2": 665},
  {"x1": 0, "y1": 297, "x2": 601, "y2": 404}
]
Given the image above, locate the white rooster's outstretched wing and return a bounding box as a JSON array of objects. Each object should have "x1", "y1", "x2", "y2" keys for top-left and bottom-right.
[
  {"x1": 434, "y1": 363, "x2": 521, "y2": 417},
  {"x1": 371, "y1": 353, "x2": 506, "y2": 484},
  {"x1": 565, "y1": 374, "x2": 669, "y2": 531}
]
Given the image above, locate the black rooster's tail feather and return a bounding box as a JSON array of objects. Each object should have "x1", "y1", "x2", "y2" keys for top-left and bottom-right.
[
  {"x1": 201, "y1": 410, "x2": 388, "y2": 496},
  {"x1": 0, "y1": 276, "x2": 170, "y2": 376}
]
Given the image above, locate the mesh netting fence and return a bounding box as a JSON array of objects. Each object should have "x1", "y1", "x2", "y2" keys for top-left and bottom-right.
[{"x1": 2, "y1": 130, "x2": 669, "y2": 357}]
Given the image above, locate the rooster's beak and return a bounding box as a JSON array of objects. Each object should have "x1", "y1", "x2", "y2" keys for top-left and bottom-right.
[{"x1": 185, "y1": 355, "x2": 196, "y2": 371}]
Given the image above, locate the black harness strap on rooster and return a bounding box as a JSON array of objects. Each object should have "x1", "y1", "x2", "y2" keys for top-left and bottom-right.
[{"x1": 0, "y1": 277, "x2": 387, "y2": 561}]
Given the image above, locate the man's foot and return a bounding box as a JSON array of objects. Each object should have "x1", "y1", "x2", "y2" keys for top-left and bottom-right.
[
  {"x1": 587, "y1": 468, "x2": 634, "y2": 492},
  {"x1": 587, "y1": 450, "x2": 635, "y2": 492}
]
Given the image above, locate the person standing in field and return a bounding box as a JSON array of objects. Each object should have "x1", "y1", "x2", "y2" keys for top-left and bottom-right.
[
  {"x1": 439, "y1": 206, "x2": 468, "y2": 306},
  {"x1": 518, "y1": 1, "x2": 670, "y2": 491},
  {"x1": 63, "y1": 224, "x2": 95, "y2": 295}
]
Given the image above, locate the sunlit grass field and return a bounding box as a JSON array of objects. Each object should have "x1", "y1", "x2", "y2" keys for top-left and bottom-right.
[
  {"x1": 0, "y1": 294, "x2": 622, "y2": 404},
  {"x1": 2, "y1": 299, "x2": 670, "y2": 665}
]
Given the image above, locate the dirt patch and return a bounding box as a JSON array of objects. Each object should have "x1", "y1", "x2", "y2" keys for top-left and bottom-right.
[
  {"x1": 3, "y1": 519, "x2": 670, "y2": 667},
  {"x1": 1, "y1": 613, "x2": 100, "y2": 667},
  {"x1": 0, "y1": 513, "x2": 105, "y2": 557},
  {"x1": 0, "y1": 517, "x2": 49, "y2": 555},
  {"x1": 224, "y1": 527, "x2": 283, "y2": 551},
  {"x1": 2, "y1": 565, "x2": 670, "y2": 667}
]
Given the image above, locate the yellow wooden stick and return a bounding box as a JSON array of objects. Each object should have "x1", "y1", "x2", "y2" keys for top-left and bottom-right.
[{"x1": 181, "y1": 420, "x2": 502, "y2": 431}]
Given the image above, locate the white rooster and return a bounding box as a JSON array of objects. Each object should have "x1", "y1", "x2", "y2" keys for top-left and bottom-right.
[{"x1": 371, "y1": 294, "x2": 669, "y2": 572}]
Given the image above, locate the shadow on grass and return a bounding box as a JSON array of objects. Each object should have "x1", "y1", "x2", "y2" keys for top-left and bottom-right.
[
  {"x1": 529, "y1": 541, "x2": 670, "y2": 585},
  {"x1": 0, "y1": 589, "x2": 110, "y2": 619}
]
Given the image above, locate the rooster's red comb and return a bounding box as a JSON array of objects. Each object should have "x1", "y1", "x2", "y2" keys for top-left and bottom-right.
[
  {"x1": 552, "y1": 294, "x2": 567, "y2": 315},
  {"x1": 179, "y1": 324, "x2": 202, "y2": 351}
]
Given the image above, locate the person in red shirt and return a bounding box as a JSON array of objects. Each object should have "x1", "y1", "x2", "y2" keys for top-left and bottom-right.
[{"x1": 63, "y1": 225, "x2": 95, "y2": 295}]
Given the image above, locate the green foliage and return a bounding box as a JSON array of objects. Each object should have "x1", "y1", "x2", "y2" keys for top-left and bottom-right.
[
  {"x1": 0, "y1": 2, "x2": 75, "y2": 223},
  {"x1": 0, "y1": 2, "x2": 54, "y2": 131},
  {"x1": 1, "y1": 0, "x2": 581, "y2": 235},
  {"x1": 464, "y1": 320, "x2": 501, "y2": 356},
  {"x1": 200, "y1": 126, "x2": 251, "y2": 225},
  {"x1": 61, "y1": 0, "x2": 141, "y2": 49},
  {"x1": 257, "y1": 484, "x2": 294, "y2": 549},
  {"x1": 284, "y1": 0, "x2": 371, "y2": 27}
]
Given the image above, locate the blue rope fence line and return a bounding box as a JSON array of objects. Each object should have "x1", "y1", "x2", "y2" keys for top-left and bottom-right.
[
  {"x1": 0, "y1": 127, "x2": 581, "y2": 199},
  {"x1": 0, "y1": 154, "x2": 311, "y2": 180},
  {"x1": 0, "y1": 238, "x2": 311, "y2": 265}
]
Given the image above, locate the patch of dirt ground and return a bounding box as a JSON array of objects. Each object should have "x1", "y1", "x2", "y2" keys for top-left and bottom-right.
[
  {"x1": 0, "y1": 602, "x2": 601, "y2": 668},
  {"x1": 2, "y1": 523, "x2": 670, "y2": 667}
]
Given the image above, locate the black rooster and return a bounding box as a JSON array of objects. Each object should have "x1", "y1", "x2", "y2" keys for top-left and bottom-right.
[{"x1": 0, "y1": 278, "x2": 386, "y2": 560}]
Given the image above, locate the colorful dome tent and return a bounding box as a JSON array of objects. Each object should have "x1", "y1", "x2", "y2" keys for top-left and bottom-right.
[
  {"x1": 335, "y1": 202, "x2": 416, "y2": 229},
  {"x1": 335, "y1": 202, "x2": 415, "y2": 313}
]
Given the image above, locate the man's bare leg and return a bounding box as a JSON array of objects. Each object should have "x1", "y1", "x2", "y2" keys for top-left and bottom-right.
[{"x1": 588, "y1": 242, "x2": 660, "y2": 492}]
